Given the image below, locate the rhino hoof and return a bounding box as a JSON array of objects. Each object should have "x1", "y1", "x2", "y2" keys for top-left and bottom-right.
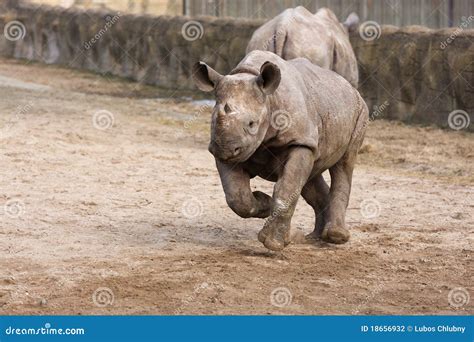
[
  {"x1": 263, "y1": 236, "x2": 285, "y2": 251},
  {"x1": 303, "y1": 231, "x2": 320, "y2": 243},
  {"x1": 257, "y1": 226, "x2": 270, "y2": 244},
  {"x1": 321, "y1": 226, "x2": 350, "y2": 244},
  {"x1": 258, "y1": 224, "x2": 291, "y2": 251}
]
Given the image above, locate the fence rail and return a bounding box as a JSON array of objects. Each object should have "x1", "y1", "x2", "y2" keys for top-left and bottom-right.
[
  {"x1": 15, "y1": 0, "x2": 474, "y2": 28},
  {"x1": 184, "y1": 0, "x2": 474, "y2": 28}
]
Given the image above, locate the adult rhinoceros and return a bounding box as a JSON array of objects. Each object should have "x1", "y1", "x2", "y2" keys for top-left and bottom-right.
[
  {"x1": 246, "y1": 7, "x2": 359, "y2": 88},
  {"x1": 192, "y1": 50, "x2": 368, "y2": 251}
]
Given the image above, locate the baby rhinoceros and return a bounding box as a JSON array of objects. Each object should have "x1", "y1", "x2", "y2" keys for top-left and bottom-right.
[{"x1": 192, "y1": 50, "x2": 368, "y2": 251}]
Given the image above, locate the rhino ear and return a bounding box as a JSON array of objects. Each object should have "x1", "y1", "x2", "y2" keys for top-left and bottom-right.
[
  {"x1": 192, "y1": 62, "x2": 223, "y2": 92},
  {"x1": 257, "y1": 61, "x2": 281, "y2": 95},
  {"x1": 343, "y1": 12, "x2": 359, "y2": 33}
]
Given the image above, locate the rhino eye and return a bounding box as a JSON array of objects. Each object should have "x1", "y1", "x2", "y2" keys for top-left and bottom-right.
[{"x1": 224, "y1": 104, "x2": 232, "y2": 114}]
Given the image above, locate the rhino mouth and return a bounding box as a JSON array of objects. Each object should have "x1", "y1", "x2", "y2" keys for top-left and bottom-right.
[
  {"x1": 208, "y1": 142, "x2": 255, "y2": 164},
  {"x1": 221, "y1": 152, "x2": 251, "y2": 163}
]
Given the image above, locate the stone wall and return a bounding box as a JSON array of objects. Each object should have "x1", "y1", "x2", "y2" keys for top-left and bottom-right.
[
  {"x1": 0, "y1": 4, "x2": 472, "y2": 130},
  {"x1": 0, "y1": 4, "x2": 259, "y2": 88},
  {"x1": 352, "y1": 25, "x2": 474, "y2": 130}
]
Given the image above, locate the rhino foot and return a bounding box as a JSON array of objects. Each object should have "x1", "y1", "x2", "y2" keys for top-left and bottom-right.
[
  {"x1": 304, "y1": 231, "x2": 320, "y2": 243},
  {"x1": 257, "y1": 223, "x2": 271, "y2": 244},
  {"x1": 258, "y1": 223, "x2": 291, "y2": 251},
  {"x1": 263, "y1": 236, "x2": 286, "y2": 251},
  {"x1": 321, "y1": 226, "x2": 350, "y2": 244}
]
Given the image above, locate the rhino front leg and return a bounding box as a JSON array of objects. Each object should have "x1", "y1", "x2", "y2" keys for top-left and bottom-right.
[
  {"x1": 258, "y1": 147, "x2": 314, "y2": 251},
  {"x1": 216, "y1": 160, "x2": 272, "y2": 218}
]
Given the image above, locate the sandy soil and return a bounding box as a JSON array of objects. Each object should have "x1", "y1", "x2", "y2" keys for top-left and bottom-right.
[{"x1": 0, "y1": 58, "x2": 472, "y2": 315}]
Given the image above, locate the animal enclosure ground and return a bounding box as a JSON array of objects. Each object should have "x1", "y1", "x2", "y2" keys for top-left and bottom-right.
[{"x1": 0, "y1": 58, "x2": 472, "y2": 315}]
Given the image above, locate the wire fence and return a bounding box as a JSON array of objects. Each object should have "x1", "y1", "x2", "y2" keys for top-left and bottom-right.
[
  {"x1": 16, "y1": 0, "x2": 474, "y2": 28},
  {"x1": 183, "y1": 0, "x2": 474, "y2": 28}
]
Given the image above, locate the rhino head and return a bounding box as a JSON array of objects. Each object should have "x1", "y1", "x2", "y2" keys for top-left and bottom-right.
[{"x1": 192, "y1": 61, "x2": 281, "y2": 163}]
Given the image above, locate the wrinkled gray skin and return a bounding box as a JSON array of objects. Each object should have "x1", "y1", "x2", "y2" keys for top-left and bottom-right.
[
  {"x1": 192, "y1": 51, "x2": 368, "y2": 251},
  {"x1": 246, "y1": 7, "x2": 359, "y2": 88}
]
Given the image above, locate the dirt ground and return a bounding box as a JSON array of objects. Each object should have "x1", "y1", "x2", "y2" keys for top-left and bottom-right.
[{"x1": 0, "y1": 58, "x2": 472, "y2": 315}]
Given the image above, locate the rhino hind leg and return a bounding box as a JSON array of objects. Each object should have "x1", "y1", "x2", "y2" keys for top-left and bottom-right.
[
  {"x1": 321, "y1": 149, "x2": 358, "y2": 244},
  {"x1": 321, "y1": 98, "x2": 368, "y2": 244},
  {"x1": 301, "y1": 174, "x2": 330, "y2": 241}
]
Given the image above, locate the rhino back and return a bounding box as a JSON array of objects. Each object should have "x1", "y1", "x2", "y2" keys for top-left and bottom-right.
[
  {"x1": 246, "y1": 6, "x2": 314, "y2": 56},
  {"x1": 290, "y1": 58, "x2": 359, "y2": 121},
  {"x1": 288, "y1": 58, "x2": 362, "y2": 161}
]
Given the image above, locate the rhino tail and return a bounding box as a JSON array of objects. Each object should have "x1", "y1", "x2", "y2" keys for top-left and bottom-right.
[
  {"x1": 273, "y1": 28, "x2": 287, "y2": 57},
  {"x1": 343, "y1": 12, "x2": 359, "y2": 33}
]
